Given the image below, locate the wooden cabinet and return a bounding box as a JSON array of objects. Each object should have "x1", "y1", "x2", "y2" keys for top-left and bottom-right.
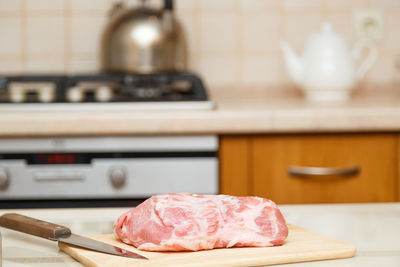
[
  {"x1": 219, "y1": 134, "x2": 398, "y2": 204},
  {"x1": 219, "y1": 136, "x2": 251, "y2": 196},
  {"x1": 398, "y1": 136, "x2": 400, "y2": 202}
]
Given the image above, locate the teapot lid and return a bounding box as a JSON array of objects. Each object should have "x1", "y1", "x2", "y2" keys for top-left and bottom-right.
[
  {"x1": 321, "y1": 22, "x2": 333, "y2": 33},
  {"x1": 305, "y1": 22, "x2": 347, "y2": 52}
]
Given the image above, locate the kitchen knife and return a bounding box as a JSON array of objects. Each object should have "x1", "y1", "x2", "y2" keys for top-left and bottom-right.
[{"x1": 0, "y1": 213, "x2": 148, "y2": 260}]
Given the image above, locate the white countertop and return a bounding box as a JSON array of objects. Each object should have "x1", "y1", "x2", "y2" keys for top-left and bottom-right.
[
  {"x1": 1, "y1": 86, "x2": 400, "y2": 136},
  {"x1": 1, "y1": 202, "x2": 399, "y2": 266}
]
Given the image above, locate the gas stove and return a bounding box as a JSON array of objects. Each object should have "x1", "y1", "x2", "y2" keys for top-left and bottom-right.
[{"x1": 0, "y1": 72, "x2": 214, "y2": 111}]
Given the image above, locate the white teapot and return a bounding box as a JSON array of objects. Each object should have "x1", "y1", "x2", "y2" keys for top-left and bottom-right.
[{"x1": 280, "y1": 22, "x2": 377, "y2": 101}]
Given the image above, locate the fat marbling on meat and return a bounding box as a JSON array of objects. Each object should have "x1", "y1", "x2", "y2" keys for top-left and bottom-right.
[{"x1": 114, "y1": 193, "x2": 288, "y2": 252}]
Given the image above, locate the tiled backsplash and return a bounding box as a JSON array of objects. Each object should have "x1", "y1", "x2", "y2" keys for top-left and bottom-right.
[{"x1": 0, "y1": 0, "x2": 399, "y2": 89}]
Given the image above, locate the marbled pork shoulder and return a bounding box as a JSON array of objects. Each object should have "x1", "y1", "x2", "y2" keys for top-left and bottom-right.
[{"x1": 114, "y1": 193, "x2": 288, "y2": 252}]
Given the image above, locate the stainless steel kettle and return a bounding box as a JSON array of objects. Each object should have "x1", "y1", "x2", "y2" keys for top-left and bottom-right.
[{"x1": 101, "y1": 0, "x2": 187, "y2": 74}]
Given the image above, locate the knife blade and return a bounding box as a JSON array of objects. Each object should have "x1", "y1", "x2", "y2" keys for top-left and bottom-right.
[{"x1": 0, "y1": 213, "x2": 148, "y2": 260}]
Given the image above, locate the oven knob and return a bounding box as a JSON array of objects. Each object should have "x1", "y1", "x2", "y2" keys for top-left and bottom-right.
[
  {"x1": 9, "y1": 86, "x2": 26, "y2": 103},
  {"x1": 95, "y1": 86, "x2": 113, "y2": 102},
  {"x1": 38, "y1": 86, "x2": 55, "y2": 103},
  {"x1": 109, "y1": 168, "x2": 127, "y2": 189},
  {"x1": 67, "y1": 87, "x2": 83, "y2": 102},
  {"x1": 0, "y1": 168, "x2": 9, "y2": 190}
]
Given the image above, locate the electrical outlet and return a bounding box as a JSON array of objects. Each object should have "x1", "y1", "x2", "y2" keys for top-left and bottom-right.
[{"x1": 353, "y1": 9, "x2": 384, "y2": 40}]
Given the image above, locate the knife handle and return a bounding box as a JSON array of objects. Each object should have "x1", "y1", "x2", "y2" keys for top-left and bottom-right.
[{"x1": 0, "y1": 213, "x2": 71, "y2": 240}]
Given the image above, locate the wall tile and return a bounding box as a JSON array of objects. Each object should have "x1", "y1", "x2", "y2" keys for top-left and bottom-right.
[
  {"x1": 26, "y1": 16, "x2": 65, "y2": 55},
  {"x1": 197, "y1": 55, "x2": 239, "y2": 86},
  {"x1": 365, "y1": 53, "x2": 396, "y2": 84},
  {"x1": 176, "y1": 12, "x2": 198, "y2": 55},
  {"x1": 370, "y1": 0, "x2": 400, "y2": 10},
  {"x1": 283, "y1": 12, "x2": 323, "y2": 52},
  {"x1": 70, "y1": 16, "x2": 106, "y2": 55},
  {"x1": 0, "y1": 0, "x2": 22, "y2": 13},
  {"x1": 175, "y1": 0, "x2": 198, "y2": 11},
  {"x1": 0, "y1": 16, "x2": 22, "y2": 56},
  {"x1": 240, "y1": 54, "x2": 285, "y2": 85},
  {"x1": 198, "y1": 13, "x2": 238, "y2": 54},
  {"x1": 238, "y1": 0, "x2": 280, "y2": 10},
  {"x1": 26, "y1": 0, "x2": 64, "y2": 12},
  {"x1": 198, "y1": 0, "x2": 238, "y2": 11},
  {"x1": 282, "y1": 0, "x2": 322, "y2": 10},
  {"x1": 241, "y1": 12, "x2": 281, "y2": 52},
  {"x1": 325, "y1": 0, "x2": 368, "y2": 9},
  {"x1": 394, "y1": 55, "x2": 400, "y2": 84},
  {"x1": 26, "y1": 56, "x2": 66, "y2": 73},
  {"x1": 382, "y1": 11, "x2": 400, "y2": 51},
  {"x1": 325, "y1": 11, "x2": 355, "y2": 45},
  {"x1": 67, "y1": 56, "x2": 100, "y2": 74},
  {"x1": 69, "y1": 0, "x2": 111, "y2": 11},
  {"x1": 0, "y1": 60, "x2": 24, "y2": 74}
]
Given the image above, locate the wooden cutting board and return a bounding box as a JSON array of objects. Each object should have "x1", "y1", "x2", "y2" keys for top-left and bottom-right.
[{"x1": 58, "y1": 225, "x2": 356, "y2": 267}]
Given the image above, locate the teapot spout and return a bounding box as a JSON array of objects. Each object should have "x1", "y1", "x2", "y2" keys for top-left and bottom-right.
[{"x1": 279, "y1": 41, "x2": 303, "y2": 85}]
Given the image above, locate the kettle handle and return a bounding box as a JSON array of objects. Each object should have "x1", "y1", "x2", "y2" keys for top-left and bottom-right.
[
  {"x1": 164, "y1": 0, "x2": 173, "y2": 11},
  {"x1": 352, "y1": 38, "x2": 378, "y2": 81}
]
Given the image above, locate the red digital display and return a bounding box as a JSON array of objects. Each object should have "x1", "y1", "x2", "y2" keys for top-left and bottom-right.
[{"x1": 38, "y1": 153, "x2": 76, "y2": 164}]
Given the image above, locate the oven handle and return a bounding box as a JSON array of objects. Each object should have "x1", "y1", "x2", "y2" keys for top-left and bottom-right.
[{"x1": 33, "y1": 172, "x2": 85, "y2": 182}]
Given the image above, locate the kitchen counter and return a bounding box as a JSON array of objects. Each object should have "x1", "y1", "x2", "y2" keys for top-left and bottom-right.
[
  {"x1": 1, "y1": 86, "x2": 400, "y2": 136},
  {"x1": 0, "y1": 203, "x2": 399, "y2": 266}
]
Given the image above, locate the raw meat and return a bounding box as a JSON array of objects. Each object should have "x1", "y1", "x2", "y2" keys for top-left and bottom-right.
[{"x1": 114, "y1": 193, "x2": 288, "y2": 252}]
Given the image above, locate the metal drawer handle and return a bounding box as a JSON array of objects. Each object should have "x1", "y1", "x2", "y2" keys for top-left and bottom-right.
[{"x1": 288, "y1": 166, "x2": 360, "y2": 177}]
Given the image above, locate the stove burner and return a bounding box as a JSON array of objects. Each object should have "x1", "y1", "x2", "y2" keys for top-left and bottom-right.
[{"x1": 0, "y1": 72, "x2": 209, "y2": 104}]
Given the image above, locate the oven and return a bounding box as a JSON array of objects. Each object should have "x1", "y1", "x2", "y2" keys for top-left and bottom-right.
[
  {"x1": 0, "y1": 71, "x2": 217, "y2": 208},
  {"x1": 0, "y1": 135, "x2": 218, "y2": 208}
]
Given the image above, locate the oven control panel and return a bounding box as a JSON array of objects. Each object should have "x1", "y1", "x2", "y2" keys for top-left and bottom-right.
[{"x1": 0, "y1": 136, "x2": 218, "y2": 200}]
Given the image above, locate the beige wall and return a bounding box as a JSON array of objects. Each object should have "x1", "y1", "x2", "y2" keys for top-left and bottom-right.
[{"x1": 0, "y1": 0, "x2": 399, "y2": 89}]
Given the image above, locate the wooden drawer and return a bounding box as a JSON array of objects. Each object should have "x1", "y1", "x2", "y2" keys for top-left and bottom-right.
[{"x1": 251, "y1": 134, "x2": 397, "y2": 204}]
